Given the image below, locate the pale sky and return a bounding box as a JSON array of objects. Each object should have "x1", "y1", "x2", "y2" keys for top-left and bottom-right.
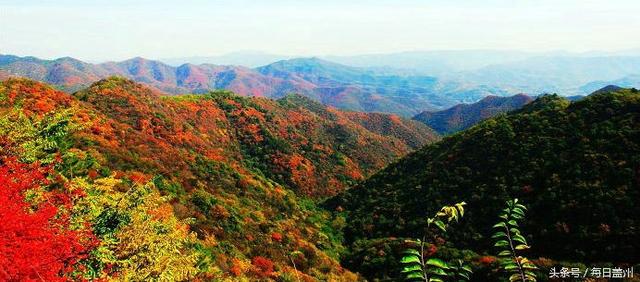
[{"x1": 1, "y1": 0, "x2": 639, "y2": 62}]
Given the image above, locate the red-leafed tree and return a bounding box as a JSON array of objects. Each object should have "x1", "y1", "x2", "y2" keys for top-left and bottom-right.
[{"x1": 0, "y1": 158, "x2": 90, "y2": 281}]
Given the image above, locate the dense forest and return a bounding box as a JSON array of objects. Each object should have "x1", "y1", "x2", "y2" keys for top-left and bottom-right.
[
  {"x1": 0, "y1": 77, "x2": 436, "y2": 281},
  {"x1": 328, "y1": 87, "x2": 640, "y2": 280},
  {"x1": 1, "y1": 76, "x2": 639, "y2": 281}
]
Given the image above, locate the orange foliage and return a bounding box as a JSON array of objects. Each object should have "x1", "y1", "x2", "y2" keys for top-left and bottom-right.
[
  {"x1": 244, "y1": 124, "x2": 264, "y2": 142},
  {"x1": 148, "y1": 203, "x2": 174, "y2": 221},
  {"x1": 204, "y1": 148, "x2": 225, "y2": 162}
]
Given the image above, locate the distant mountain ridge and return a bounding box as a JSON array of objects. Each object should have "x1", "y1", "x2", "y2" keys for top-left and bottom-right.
[
  {"x1": 413, "y1": 94, "x2": 534, "y2": 134},
  {"x1": 161, "y1": 51, "x2": 291, "y2": 67},
  {"x1": 3, "y1": 53, "x2": 639, "y2": 116},
  {"x1": 452, "y1": 55, "x2": 640, "y2": 95},
  {"x1": 0, "y1": 54, "x2": 510, "y2": 116},
  {"x1": 579, "y1": 75, "x2": 640, "y2": 94},
  {"x1": 0, "y1": 54, "x2": 300, "y2": 96}
]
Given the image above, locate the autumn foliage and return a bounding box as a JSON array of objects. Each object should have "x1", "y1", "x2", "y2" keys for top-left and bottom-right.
[
  {"x1": 251, "y1": 256, "x2": 275, "y2": 278},
  {"x1": 0, "y1": 159, "x2": 89, "y2": 281},
  {"x1": 1, "y1": 78, "x2": 378, "y2": 280}
]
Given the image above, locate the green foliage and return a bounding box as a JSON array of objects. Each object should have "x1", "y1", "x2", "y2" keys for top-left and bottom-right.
[
  {"x1": 492, "y1": 199, "x2": 537, "y2": 282},
  {"x1": 331, "y1": 88, "x2": 640, "y2": 275},
  {"x1": 0, "y1": 108, "x2": 80, "y2": 163},
  {"x1": 400, "y1": 202, "x2": 472, "y2": 282}
]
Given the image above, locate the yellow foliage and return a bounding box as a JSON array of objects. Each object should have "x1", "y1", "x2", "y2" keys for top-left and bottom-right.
[{"x1": 72, "y1": 177, "x2": 202, "y2": 281}]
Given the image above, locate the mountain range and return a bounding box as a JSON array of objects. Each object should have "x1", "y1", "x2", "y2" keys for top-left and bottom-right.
[
  {"x1": 163, "y1": 50, "x2": 640, "y2": 96},
  {"x1": 453, "y1": 55, "x2": 640, "y2": 95},
  {"x1": 0, "y1": 54, "x2": 512, "y2": 116},
  {"x1": 6, "y1": 52, "x2": 638, "y2": 118}
]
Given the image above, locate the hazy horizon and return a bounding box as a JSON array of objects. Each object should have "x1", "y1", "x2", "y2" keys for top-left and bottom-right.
[{"x1": 2, "y1": 0, "x2": 640, "y2": 62}]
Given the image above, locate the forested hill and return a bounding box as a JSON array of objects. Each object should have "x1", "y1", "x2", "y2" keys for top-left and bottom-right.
[
  {"x1": 412, "y1": 94, "x2": 533, "y2": 134},
  {"x1": 0, "y1": 77, "x2": 437, "y2": 280},
  {"x1": 327, "y1": 87, "x2": 640, "y2": 279},
  {"x1": 71, "y1": 77, "x2": 437, "y2": 197}
]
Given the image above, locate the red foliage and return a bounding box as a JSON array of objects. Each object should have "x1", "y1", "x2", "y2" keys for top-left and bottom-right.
[
  {"x1": 129, "y1": 171, "x2": 149, "y2": 184},
  {"x1": 426, "y1": 244, "x2": 438, "y2": 256},
  {"x1": 478, "y1": 256, "x2": 497, "y2": 265},
  {"x1": 251, "y1": 256, "x2": 275, "y2": 278},
  {"x1": 271, "y1": 232, "x2": 283, "y2": 242},
  {"x1": 87, "y1": 169, "x2": 99, "y2": 179},
  {"x1": 0, "y1": 158, "x2": 92, "y2": 281}
]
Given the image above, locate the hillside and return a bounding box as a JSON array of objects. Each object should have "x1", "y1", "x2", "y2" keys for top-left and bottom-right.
[
  {"x1": 328, "y1": 88, "x2": 640, "y2": 279},
  {"x1": 72, "y1": 77, "x2": 437, "y2": 197},
  {"x1": 0, "y1": 77, "x2": 437, "y2": 280},
  {"x1": 412, "y1": 94, "x2": 533, "y2": 134}
]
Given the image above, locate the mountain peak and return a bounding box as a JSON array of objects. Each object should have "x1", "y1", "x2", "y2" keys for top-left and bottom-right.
[
  {"x1": 591, "y1": 84, "x2": 624, "y2": 95},
  {"x1": 77, "y1": 76, "x2": 158, "y2": 100}
]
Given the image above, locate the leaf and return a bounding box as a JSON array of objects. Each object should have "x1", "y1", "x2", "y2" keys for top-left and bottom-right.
[
  {"x1": 507, "y1": 220, "x2": 518, "y2": 226},
  {"x1": 405, "y1": 272, "x2": 425, "y2": 280},
  {"x1": 402, "y1": 264, "x2": 423, "y2": 273},
  {"x1": 513, "y1": 234, "x2": 527, "y2": 245},
  {"x1": 515, "y1": 244, "x2": 530, "y2": 250},
  {"x1": 504, "y1": 264, "x2": 519, "y2": 270},
  {"x1": 403, "y1": 249, "x2": 420, "y2": 256},
  {"x1": 427, "y1": 267, "x2": 448, "y2": 276},
  {"x1": 498, "y1": 250, "x2": 512, "y2": 257},
  {"x1": 510, "y1": 213, "x2": 523, "y2": 219},
  {"x1": 455, "y1": 202, "x2": 466, "y2": 217},
  {"x1": 451, "y1": 208, "x2": 459, "y2": 222},
  {"x1": 493, "y1": 222, "x2": 507, "y2": 229},
  {"x1": 525, "y1": 272, "x2": 538, "y2": 281},
  {"x1": 425, "y1": 258, "x2": 449, "y2": 269},
  {"x1": 434, "y1": 220, "x2": 447, "y2": 232},
  {"x1": 494, "y1": 240, "x2": 509, "y2": 247},
  {"x1": 512, "y1": 207, "x2": 525, "y2": 216},
  {"x1": 428, "y1": 278, "x2": 444, "y2": 282},
  {"x1": 491, "y1": 232, "x2": 507, "y2": 239},
  {"x1": 401, "y1": 255, "x2": 422, "y2": 264}
]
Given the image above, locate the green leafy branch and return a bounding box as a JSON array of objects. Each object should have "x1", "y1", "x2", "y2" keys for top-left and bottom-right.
[
  {"x1": 492, "y1": 199, "x2": 537, "y2": 282},
  {"x1": 400, "y1": 202, "x2": 472, "y2": 282}
]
